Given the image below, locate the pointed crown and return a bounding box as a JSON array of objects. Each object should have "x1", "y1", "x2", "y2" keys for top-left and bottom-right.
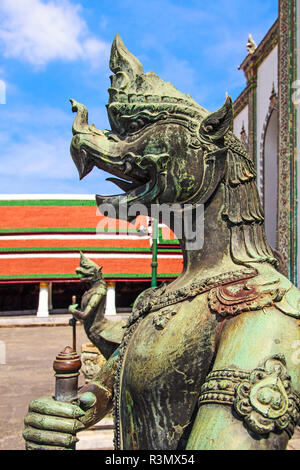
[{"x1": 107, "y1": 34, "x2": 208, "y2": 121}]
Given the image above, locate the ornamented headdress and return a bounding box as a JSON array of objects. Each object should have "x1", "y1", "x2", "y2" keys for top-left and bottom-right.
[{"x1": 107, "y1": 34, "x2": 209, "y2": 129}]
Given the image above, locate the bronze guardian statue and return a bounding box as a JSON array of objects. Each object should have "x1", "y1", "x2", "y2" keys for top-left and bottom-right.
[
  {"x1": 68, "y1": 252, "x2": 125, "y2": 360},
  {"x1": 23, "y1": 34, "x2": 300, "y2": 450}
]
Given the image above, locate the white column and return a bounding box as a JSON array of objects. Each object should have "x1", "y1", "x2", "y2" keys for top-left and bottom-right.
[
  {"x1": 37, "y1": 282, "x2": 49, "y2": 317},
  {"x1": 48, "y1": 282, "x2": 53, "y2": 311},
  {"x1": 105, "y1": 281, "x2": 117, "y2": 316}
]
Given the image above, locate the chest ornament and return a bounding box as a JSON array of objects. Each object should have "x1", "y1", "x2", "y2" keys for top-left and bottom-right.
[
  {"x1": 114, "y1": 268, "x2": 258, "y2": 449},
  {"x1": 208, "y1": 280, "x2": 286, "y2": 317},
  {"x1": 198, "y1": 355, "x2": 300, "y2": 437},
  {"x1": 126, "y1": 267, "x2": 258, "y2": 328},
  {"x1": 152, "y1": 305, "x2": 181, "y2": 330}
]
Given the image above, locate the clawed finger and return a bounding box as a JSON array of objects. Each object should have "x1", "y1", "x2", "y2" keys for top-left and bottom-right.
[
  {"x1": 24, "y1": 412, "x2": 84, "y2": 434},
  {"x1": 23, "y1": 426, "x2": 78, "y2": 448},
  {"x1": 28, "y1": 396, "x2": 85, "y2": 419}
]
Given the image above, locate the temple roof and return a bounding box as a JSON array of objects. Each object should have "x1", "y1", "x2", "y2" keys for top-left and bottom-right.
[{"x1": 0, "y1": 195, "x2": 182, "y2": 283}]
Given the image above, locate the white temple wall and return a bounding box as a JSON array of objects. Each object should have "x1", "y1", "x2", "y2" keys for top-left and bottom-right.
[
  {"x1": 256, "y1": 45, "x2": 278, "y2": 190},
  {"x1": 233, "y1": 105, "x2": 248, "y2": 139},
  {"x1": 264, "y1": 109, "x2": 278, "y2": 249}
]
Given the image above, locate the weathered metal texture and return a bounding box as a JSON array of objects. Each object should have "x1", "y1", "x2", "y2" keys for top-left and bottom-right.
[
  {"x1": 118, "y1": 296, "x2": 218, "y2": 449},
  {"x1": 23, "y1": 34, "x2": 300, "y2": 450},
  {"x1": 53, "y1": 346, "x2": 81, "y2": 403},
  {"x1": 197, "y1": 356, "x2": 300, "y2": 436},
  {"x1": 80, "y1": 342, "x2": 107, "y2": 383}
]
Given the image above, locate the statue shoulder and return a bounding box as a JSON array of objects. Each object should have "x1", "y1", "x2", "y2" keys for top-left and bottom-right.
[
  {"x1": 273, "y1": 283, "x2": 300, "y2": 320},
  {"x1": 131, "y1": 286, "x2": 158, "y2": 312},
  {"x1": 212, "y1": 269, "x2": 300, "y2": 371},
  {"x1": 207, "y1": 268, "x2": 300, "y2": 320},
  {"x1": 248, "y1": 269, "x2": 300, "y2": 320}
]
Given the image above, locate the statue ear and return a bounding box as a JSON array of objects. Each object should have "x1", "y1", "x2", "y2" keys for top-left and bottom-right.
[{"x1": 199, "y1": 96, "x2": 233, "y2": 142}]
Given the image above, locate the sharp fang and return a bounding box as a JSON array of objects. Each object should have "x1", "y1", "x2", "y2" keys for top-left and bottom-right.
[
  {"x1": 106, "y1": 177, "x2": 137, "y2": 192},
  {"x1": 124, "y1": 161, "x2": 132, "y2": 175}
]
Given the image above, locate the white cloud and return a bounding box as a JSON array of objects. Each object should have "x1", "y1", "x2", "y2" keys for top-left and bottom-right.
[
  {"x1": 0, "y1": 105, "x2": 75, "y2": 179},
  {"x1": 0, "y1": 103, "x2": 113, "y2": 194},
  {"x1": 0, "y1": 0, "x2": 109, "y2": 68},
  {"x1": 0, "y1": 128, "x2": 117, "y2": 194},
  {"x1": 83, "y1": 37, "x2": 110, "y2": 69},
  {"x1": 0, "y1": 134, "x2": 75, "y2": 178}
]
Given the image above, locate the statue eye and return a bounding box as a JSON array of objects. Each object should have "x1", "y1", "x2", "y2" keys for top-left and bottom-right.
[{"x1": 128, "y1": 119, "x2": 145, "y2": 133}]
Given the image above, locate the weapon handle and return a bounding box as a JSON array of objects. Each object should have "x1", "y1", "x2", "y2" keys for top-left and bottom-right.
[
  {"x1": 70, "y1": 295, "x2": 77, "y2": 351},
  {"x1": 53, "y1": 346, "x2": 81, "y2": 402},
  {"x1": 53, "y1": 347, "x2": 82, "y2": 449}
]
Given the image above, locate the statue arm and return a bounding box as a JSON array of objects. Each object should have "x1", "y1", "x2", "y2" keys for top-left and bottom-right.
[
  {"x1": 186, "y1": 308, "x2": 300, "y2": 450},
  {"x1": 76, "y1": 348, "x2": 119, "y2": 428},
  {"x1": 69, "y1": 291, "x2": 105, "y2": 320}
]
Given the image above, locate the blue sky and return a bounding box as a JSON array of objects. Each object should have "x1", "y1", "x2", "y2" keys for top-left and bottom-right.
[{"x1": 0, "y1": 0, "x2": 278, "y2": 195}]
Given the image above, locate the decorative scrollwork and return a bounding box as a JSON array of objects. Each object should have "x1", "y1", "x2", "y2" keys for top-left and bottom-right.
[
  {"x1": 198, "y1": 355, "x2": 300, "y2": 438},
  {"x1": 208, "y1": 280, "x2": 286, "y2": 318},
  {"x1": 234, "y1": 355, "x2": 299, "y2": 436},
  {"x1": 126, "y1": 268, "x2": 257, "y2": 328}
]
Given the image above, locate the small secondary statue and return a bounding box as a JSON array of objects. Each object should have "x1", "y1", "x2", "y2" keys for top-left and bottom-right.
[{"x1": 23, "y1": 34, "x2": 300, "y2": 450}]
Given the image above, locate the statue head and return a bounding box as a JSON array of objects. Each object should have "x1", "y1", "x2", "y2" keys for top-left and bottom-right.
[
  {"x1": 76, "y1": 252, "x2": 104, "y2": 283},
  {"x1": 70, "y1": 34, "x2": 276, "y2": 266},
  {"x1": 70, "y1": 34, "x2": 238, "y2": 212}
]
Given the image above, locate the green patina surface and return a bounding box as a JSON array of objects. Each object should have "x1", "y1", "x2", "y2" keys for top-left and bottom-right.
[
  {"x1": 0, "y1": 272, "x2": 179, "y2": 281},
  {"x1": 23, "y1": 34, "x2": 300, "y2": 451},
  {"x1": 0, "y1": 199, "x2": 97, "y2": 206}
]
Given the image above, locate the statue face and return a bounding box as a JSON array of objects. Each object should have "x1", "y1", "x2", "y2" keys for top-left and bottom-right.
[
  {"x1": 71, "y1": 117, "x2": 206, "y2": 214},
  {"x1": 75, "y1": 253, "x2": 103, "y2": 282},
  {"x1": 70, "y1": 34, "x2": 233, "y2": 221}
]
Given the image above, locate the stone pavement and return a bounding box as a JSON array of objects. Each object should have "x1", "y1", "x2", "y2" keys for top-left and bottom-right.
[
  {"x1": 288, "y1": 426, "x2": 300, "y2": 450},
  {"x1": 0, "y1": 318, "x2": 299, "y2": 450},
  {"x1": 0, "y1": 320, "x2": 114, "y2": 450}
]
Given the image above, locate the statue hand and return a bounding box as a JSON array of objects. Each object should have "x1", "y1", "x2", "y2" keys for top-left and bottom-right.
[
  {"x1": 23, "y1": 392, "x2": 97, "y2": 450},
  {"x1": 68, "y1": 304, "x2": 79, "y2": 314}
]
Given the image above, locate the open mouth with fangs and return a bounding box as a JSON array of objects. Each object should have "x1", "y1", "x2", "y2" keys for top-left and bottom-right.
[
  {"x1": 71, "y1": 142, "x2": 165, "y2": 215},
  {"x1": 69, "y1": 100, "x2": 165, "y2": 212},
  {"x1": 95, "y1": 164, "x2": 161, "y2": 209},
  {"x1": 70, "y1": 145, "x2": 157, "y2": 209}
]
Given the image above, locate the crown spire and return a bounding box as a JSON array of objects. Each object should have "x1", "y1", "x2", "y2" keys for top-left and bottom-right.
[
  {"x1": 107, "y1": 33, "x2": 209, "y2": 127},
  {"x1": 110, "y1": 34, "x2": 144, "y2": 79}
]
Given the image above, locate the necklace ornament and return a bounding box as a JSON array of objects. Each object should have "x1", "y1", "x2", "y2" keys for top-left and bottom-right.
[{"x1": 126, "y1": 268, "x2": 258, "y2": 328}]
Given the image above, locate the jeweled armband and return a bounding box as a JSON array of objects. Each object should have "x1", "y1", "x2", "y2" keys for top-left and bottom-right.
[{"x1": 198, "y1": 355, "x2": 300, "y2": 437}]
